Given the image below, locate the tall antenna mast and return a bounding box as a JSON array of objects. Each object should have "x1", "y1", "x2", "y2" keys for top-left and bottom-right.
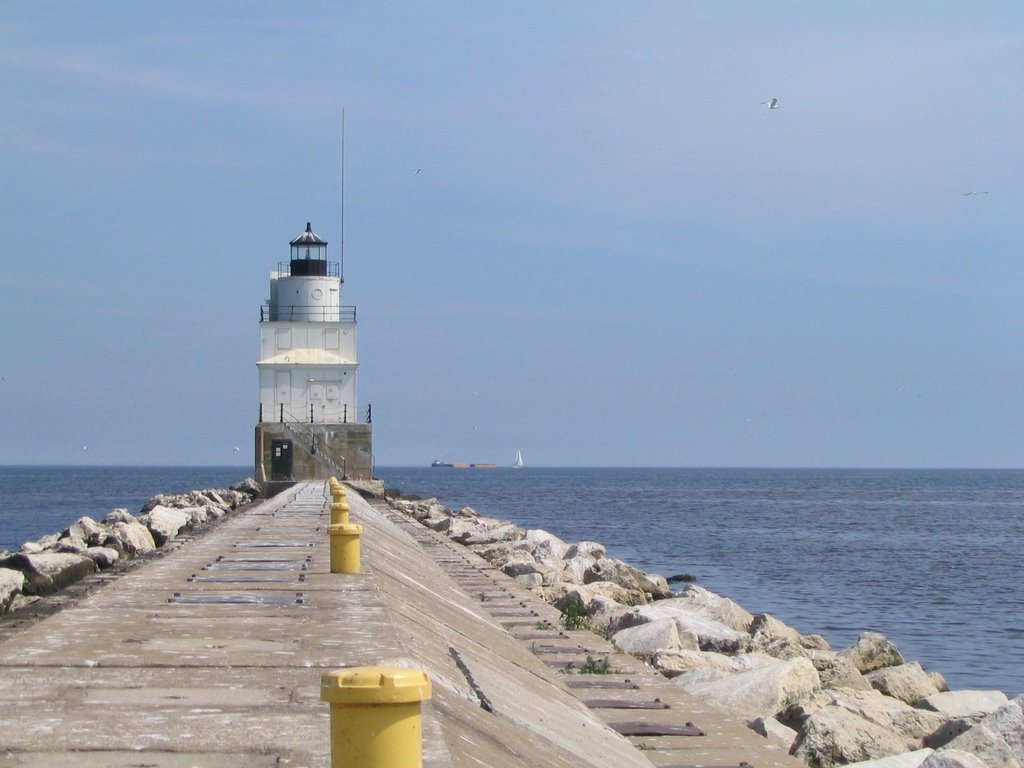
[{"x1": 340, "y1": 108, "x2": 346, "y2": 283}]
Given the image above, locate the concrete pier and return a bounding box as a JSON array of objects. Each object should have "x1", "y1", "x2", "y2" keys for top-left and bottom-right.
[{"x1": 0, "y1": 483, "x2": 803, "y2": 767}]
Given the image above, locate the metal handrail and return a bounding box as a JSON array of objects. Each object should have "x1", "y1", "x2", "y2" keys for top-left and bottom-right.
[
  {"x1": 260, "y1": 403, "x2": 371, "y2": 426},
  {"x1": 260, "y1": 305, "x2": 356, "y2": 322},
  {"x1": 277, "y1": 419, "x2": 348, "y2": 479}
]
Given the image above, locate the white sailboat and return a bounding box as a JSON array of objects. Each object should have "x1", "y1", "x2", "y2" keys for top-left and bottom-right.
[{"x1": 512, "y1": 449, "x2": 524, "y2": 469}]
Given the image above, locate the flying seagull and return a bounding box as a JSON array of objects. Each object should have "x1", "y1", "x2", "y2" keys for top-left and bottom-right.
[
  {"x1": 761, "y1": 98, "x2": 779, "y2": 109},
  {"x1": 963, "y1": 191, "x2": 988, "y2": 196}
]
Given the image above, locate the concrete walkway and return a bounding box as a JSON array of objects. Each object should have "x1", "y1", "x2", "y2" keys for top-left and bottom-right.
[{"x1": 0, "y1": 482, "x2": 803, "y2": 768}]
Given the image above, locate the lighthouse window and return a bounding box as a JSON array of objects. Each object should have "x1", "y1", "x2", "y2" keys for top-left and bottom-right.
[
  {"x1": 325, "y1": 329, "x2": 340, "y2": 349},
  {"x1": 276, "y1": 328, "x2": 292, "y2": 350}
]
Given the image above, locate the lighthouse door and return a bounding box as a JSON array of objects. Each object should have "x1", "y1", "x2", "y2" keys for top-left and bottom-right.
[{"x1": 270, "y1": 439, "x2": 293, "y2": 481}]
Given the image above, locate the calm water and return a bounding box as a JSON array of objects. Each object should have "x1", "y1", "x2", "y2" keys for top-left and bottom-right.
[
  {"x1": 378, "y1": 467, "x2": 1024, "y2": 697},
  {"x1": 0, "y1": 466, "x2": 249, "y2": 553}
]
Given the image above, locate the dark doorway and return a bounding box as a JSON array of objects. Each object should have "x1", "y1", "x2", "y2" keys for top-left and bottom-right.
[{"x1": 271, "y1": 439, "x2": 293, "y2": 481}]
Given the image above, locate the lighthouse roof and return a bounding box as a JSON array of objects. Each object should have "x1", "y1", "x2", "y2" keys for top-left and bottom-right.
[{"x1": 290, "y1": 222, "x2": 328, "y2": 247}]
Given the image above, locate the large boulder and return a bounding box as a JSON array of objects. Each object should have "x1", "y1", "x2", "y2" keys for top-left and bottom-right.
[
  {"x1": 523, "y1": 529, "x2": 569, "y2": 563},
  {"x1": 840, "y1": 631, "x2": 906, "y2": 673},
  {"x1": 231, "y1": 477, "x2": 262, "y2": 498},
  {"x1": 610, "y1": 617, "x2": 698, "y2": 657},
  {"x1": 0, "y1": 552, "x2": 96, "y2": 596},
  {"x1": 0, "y1": 567, "x2": 25, "y2": 614},
  {"x1": 63, "y1": 516, "x2": 107, "y2": 546},
  {"x1": 670, "y1": 584, "x2": 755, "y2": 632},
  {"x1": 559, "y1": 554, "x2": 598, "y2": 584},
  {"x1": 457, "y1": 521, "x2": 525, "y2": 547},
  {"x1": 866, "y1": 662, "x2": 943, "y2": 705},
  {"x1": 678, "y1": 657, "x2": 821, "y2": 721},
  {"x1": 843, "y1": 748, "x2": 935, "y2": 767},
  {"x1": 556, "y1": 582, "x2": 648, "y2": 611},
  {"x1": 941, "y1": 694, "x2": 1024, "y2": 768},
  {"x1": 103, "y1": 508, "x2": 136, "y2": 525},
  {"x1": 918, "y1": 690, "x2": 1010, "y2": 720},
  {"x1": 564, "y1": 541, "x2": 605, "y2": 560},
  {"x1": 787, "y1": 688, "x2": 947, "y2": 767},
  {"x1": 811, "y1": 651, "x2": 873, "y2": 691},
  {"x1": 919, "y1": 751, "x2": 992, "y2": 768},
  {"x1": 83, "y1": 546, "x2": 120, "y2": 569},
  {"x1": 110, "y1": 520, "x2": 156, "y2": 555},
  {"x1": 608, "y1": 599, "x2": 748, "y2": 652},
  {"x1": 583, "y1": 557, "x2": 671, "y2": 599},
  {"x1": 144, "y1": 505, "x2": 192, "y2": 546}
]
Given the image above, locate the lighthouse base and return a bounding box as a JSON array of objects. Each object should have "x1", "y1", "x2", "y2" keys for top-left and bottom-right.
[{"x1": 255, "y1": 422, "x2": 373, "y2": 485}]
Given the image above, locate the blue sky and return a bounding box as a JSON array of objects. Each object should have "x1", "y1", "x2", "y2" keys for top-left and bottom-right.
[{"x1": 2, "y1": 2, "x2": 1024, "y2": 468}]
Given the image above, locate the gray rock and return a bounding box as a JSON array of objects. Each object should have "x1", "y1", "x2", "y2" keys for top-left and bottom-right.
[
  {"x1": 111, "y1": 520, "x2": 156, "y2": 555},
  {"x1": 918, "y1": 690, "x2": 1010, "y2": 720},
  {"x1": 20, "y1": 534, "x2": 59, "y2": 554},
  {"x1": 811, "y1": 651, "x2": 873, "y2": 691},
  {"x1": 83, "y1": 546, "x2": 120, "y2": 569},
  {"x1": 56, "y1": 535, "x2": 88, "y2": 553},
  {"x1": 145, "y1": 505, "x2": 192, "y2": 546},
  {"x1": 0, "y1": 567, "x2": 25, "y2": 614},
  {"x1": 607, "y1": 599, "x2": 748, "y2": 653},
  {"x1": 523, "y1": 528, "x2": 569, "y2": 563},
  {"x1": 942, "y1": 695, "x2": 1024, "y2": 768},
  {"x1": 652, "y1": 649, "x2": 739, "y2": 678},
  {"x1": 610, "y1": 617, "x2": 696, "y2": 656},
  {"x1": 840, "y1": 631, "x2": 906, "y2": 673},
  {"x1": 63, "y1": 516, "x2": 106, "y2": 545},
  {"x1": 843, "y1": 748, "x2": 935, "y2": 767},
  {"x1": 678, "y1": 656, "x2": 821, "y2": 721},
  {"x1": 866, "y1": 661, "x2": 942, "y2": 705},
  {"x1": 789, "y1": 688, "x2": 947, "y2": 767},
  {"x1": 0, "y1": 552, "x2": 96, "y2": 596},
  {"x1": 919, "y1": 750, "x2": 995, "y2": 768},
  {"x1": 231, "y1": 477, "x2": 262, "y2": 498},
  {"x1": 103, "y1": 508, "x2": 136, "y2": 525},
  {"x1": 671, "y1": 583, "x2": 755, "y2": 632},
  {"x1": 559, "y1": 554, "x2": 597, "y2": 584},
  {"x1": 457, "y1": 521, "x2": 525, "y2": 547},
  {"x1": 514, "y1": 573, "x2": 543, "y2": 588},
  {"x1": 584, "y1": 557, "x2": 671, "y2": 599},
  {"x1": 564, "y1": 541, "x2": 605, "y2": 560}
]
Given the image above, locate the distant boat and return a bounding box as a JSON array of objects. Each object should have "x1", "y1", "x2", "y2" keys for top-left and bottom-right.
[
  {"x1": 512, "y1": 449, "x2": 524, "y2": 469},
  {"x1": 431, "y1": 459, "x2": 453, "y2": 468}
]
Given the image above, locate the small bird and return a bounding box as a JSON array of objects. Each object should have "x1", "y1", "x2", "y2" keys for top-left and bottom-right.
[
  {"x1": 233, "y1": 446, "x2": 240, "y2": 452},
  {"x1": 415, "y1": 168, "x2": 422, "y2": 175},
  {"x1": 963, "y1": 191, "x2": 988, "y2": 196},
  {"x1": 761, "y1": 98, "x2": 779, "y2": 109}
]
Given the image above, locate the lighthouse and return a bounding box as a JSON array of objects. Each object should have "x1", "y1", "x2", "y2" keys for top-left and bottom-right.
[{"x1": 254, "y1": 223, "x2": 372, "y2": 484}]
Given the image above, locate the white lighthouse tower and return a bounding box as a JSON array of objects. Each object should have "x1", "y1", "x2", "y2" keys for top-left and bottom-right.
[{"x1": 255, "y1": 223, "x2": 372, "y2": 485}]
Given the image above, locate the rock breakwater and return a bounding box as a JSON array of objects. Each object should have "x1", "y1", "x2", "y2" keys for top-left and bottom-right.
[
  {"x1": 387, "y1": 493, "x2": 1024, "y2": 768},
  {"x1": 0, "y1": 478, "x2": 260, "y2": 616}
]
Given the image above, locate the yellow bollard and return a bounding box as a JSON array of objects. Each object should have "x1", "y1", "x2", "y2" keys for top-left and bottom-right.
[
  {"x1": 329, "y1": 522, "x2": 363, "y2": 574},
  {"x1": 321, "y1": 666, "x2": 432, "y2": 768},
  {"x1": 330, "y1": 498, "x2": 351, "y2": 525}
]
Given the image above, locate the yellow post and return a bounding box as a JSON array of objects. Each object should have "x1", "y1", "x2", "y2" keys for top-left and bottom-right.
[
  {"x1": 331, "y1": 498, "x2": 351, "y2": 525},
  {"x1": 329, "y1": 522, "x2": 363, "y2": 574},
  {"x1": 321, "y1": 666, "x2": 432, "y2": 768}
]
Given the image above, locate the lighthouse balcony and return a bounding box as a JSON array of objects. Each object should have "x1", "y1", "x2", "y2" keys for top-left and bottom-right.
[
  {"x1": 261, "y1": 305, "x2": 356, "y2": 322},
  {"x1": 278, "y1": 260, "x2": 341, "y2": 278}
]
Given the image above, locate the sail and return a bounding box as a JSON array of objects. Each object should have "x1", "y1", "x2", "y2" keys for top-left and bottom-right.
[{"x1": 513, "y1": 450, "x2": 524, "y2": 469}]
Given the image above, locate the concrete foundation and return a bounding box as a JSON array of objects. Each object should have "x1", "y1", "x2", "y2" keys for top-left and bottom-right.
[{"x1": 255, "y1": 422, "x2": 372, "y2": 483}]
